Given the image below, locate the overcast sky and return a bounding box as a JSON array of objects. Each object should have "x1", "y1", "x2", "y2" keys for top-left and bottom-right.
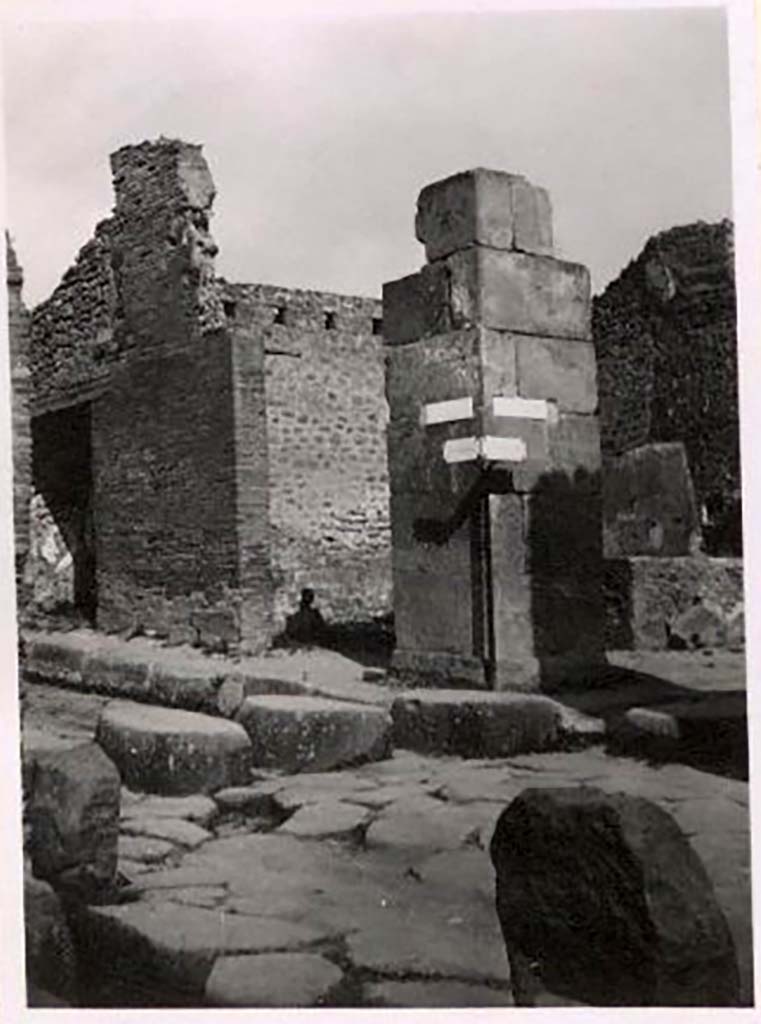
[{"x1": 1, "y1": 5, "x2": 732, "y2": 307}]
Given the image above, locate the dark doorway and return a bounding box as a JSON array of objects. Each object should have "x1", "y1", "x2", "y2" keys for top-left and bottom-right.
[{"x1": 32, "y1": 403, "x2": 96, "y2": 622}]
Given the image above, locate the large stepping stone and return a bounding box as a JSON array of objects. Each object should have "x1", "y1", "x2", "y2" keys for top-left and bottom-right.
[
  {"x1": 391, "y1": 689, "x2": 602, "y2": 758},
  {"x1": 236, "y1": 695, "x2": 392, "y2": 773},
  {"x1": 26, "y1": 742, "x2": 121, "y2": 900},
  {"x1": 96, "y1": 701, "x2": 252, "y2": 796},
  {"x1": 490, "y1": 786, "x2": 742, "y2": 1006}
]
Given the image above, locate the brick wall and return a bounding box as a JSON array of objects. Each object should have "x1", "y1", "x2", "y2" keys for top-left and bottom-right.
[
  {"x1": 26, "y1": 139, "x2": 272, "y2": 649},
  {"x1": 223, "y1": 282, "x2": 390, "y2": 627},
  {"x1": 593, "y1": 221, "x2": 739, "y2": 554}
]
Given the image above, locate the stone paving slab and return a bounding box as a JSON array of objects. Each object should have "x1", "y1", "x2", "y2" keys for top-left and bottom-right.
[{"x1": 205, "y1": 952, "x2": 343, "y2": 1007}]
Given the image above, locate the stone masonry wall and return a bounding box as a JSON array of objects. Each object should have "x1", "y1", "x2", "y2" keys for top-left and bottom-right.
[
  {"x1": 7, "y1": 234, "x2": 32, "y2": 589},
  {"x1": 593, "y1": 221, "x2": 739, "y2": 554},
  {"x1": 222, "y1": 282, "x2": 390, "y2": 627}
]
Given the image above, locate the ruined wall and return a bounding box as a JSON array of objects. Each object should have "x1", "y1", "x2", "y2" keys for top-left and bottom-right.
[
  {"x1": 593, "y1": 221, "x2": 739, "y2": 554},
  {"x1": 223, "y1": 282, "x2": 390, "y2": 627},
  {"x1": 7, "y1": 235, "x2": 32, "y2": 589},
  {"x1": 28, "y1": 139, "x2": 272, "y2": 650}
]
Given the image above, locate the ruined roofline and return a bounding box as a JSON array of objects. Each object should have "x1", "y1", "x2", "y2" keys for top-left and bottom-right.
[
  {"x1": 220, "y1": 278, "x2": 381, "y2": 311},
  {"x1": 594, "y1": 218, "x2": 734, "y2": 302}
]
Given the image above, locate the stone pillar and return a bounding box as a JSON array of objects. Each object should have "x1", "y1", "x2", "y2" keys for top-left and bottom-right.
[{"x1": 383, "y1": 169, "x2": 604, "y2": 690}]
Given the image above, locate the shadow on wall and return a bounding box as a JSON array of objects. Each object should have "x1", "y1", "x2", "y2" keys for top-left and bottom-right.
[{"x1": 526, "y1": 467, "x2": 604, "y2": 687}]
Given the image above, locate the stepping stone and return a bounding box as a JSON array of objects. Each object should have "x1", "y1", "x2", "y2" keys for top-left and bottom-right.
[
  {"x1": 205, "y1": 952, "x2": 343, "y2": 1007},
  {"x1": 96, "y1": 700, "x2": 252, "y2": 795},
  {"x1": 490, "y1": 787, "x2": 741, "y2": 1006},
  {"x1": 236, "y1": 695, "x2": 392, "y2": 773},
  {"x1": 26, "y1": 742, "x2": 121, "y2": 900},
  {"x1": 391, "y1": 690, "x2": 566, "y2": 757}
]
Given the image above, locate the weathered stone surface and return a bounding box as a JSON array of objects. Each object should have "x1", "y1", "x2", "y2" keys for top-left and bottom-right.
[
  {"x1": 391, "y1": 690, "x2": 562, "y2": 757},
  {"x1": 414, "y1": 168, "x2": 552, "y2": 261},
  {"x1": 516, "y1": 335, "x2": 597, "y2": 413},
  {"x1": 447, "y1": 247, "x2": 591, "y2": 340},
  {"x1": 670, "y1": 600, "x2": 726, "y2": 650},
  {"x1": 367, "y1": 978, "x2": 512, "y2": 1007},
  {"x1": 77, "y1": 901, "x2": 337, "y2": 994},
  {"x1": 121, "y1": 793, "x2": 217, "y2": 826},
  {"x1": 96, "y1": 700, "x2": 252, "y2": 795},
  {"x1": 236, "y1": 695, "x2": 392, "y2": 773},
  {"x1": 27, "y1": 741, "x2": 120, "y2": 899},
  {"x1": 490, "y1": 787, "x2": 741, "y2": 1006},
  {"x1": 205, "y1": 953, "x2": 343, "y2": 1007},
  {"x1": 120, "y1": 816, "x2": 212, "y2": 848},
  {"x1": 277, "y1": 799, "x2": 370, "y2": 840},
  {"x1": 24, "y1": 871, "x2": 77, "y2": 1004},
  {"x1": 603, "y1": 443, "x2": 701, "y2": 557}
]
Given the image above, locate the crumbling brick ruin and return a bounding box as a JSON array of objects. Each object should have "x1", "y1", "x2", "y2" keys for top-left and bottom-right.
[
  {"x1": 12, "y1": 137, "x2": 743, "y2": 660},
  {"x1": 25, "y1": 138, "x2": 388, "y2": 649}
]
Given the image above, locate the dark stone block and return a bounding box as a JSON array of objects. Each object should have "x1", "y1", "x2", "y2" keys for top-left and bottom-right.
[{"x1": 490, "y1": 787, "x2": 741, "y2": 1006}]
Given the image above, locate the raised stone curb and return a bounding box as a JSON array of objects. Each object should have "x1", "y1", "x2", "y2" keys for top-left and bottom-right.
[
  {"x1": 96, "y1": 700, "x2": 253, "y2": 795},
  {"x1": 391, "y1": 689, "x2": 603, "y2": 758},
  {"x1": 23, "y1": 629, "x2": 391, "y2": 716},
  {"x1": 237, "y1": 695, "x2": 393, "y2": 773}
]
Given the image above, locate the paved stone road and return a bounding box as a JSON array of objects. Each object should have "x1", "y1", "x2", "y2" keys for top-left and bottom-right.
[{"x1": 22, "y1": 681, "x2": 753, "y2": 1008}]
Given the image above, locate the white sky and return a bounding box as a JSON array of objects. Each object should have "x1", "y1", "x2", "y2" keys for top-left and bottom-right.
[{"x1": 1, "y1": 5, "x2": 733, "y2": 307}]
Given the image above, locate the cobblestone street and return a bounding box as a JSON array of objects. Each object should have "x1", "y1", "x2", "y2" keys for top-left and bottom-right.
[{"x1": 22, "y1": 673, "x2": 752, "y2": 1008}]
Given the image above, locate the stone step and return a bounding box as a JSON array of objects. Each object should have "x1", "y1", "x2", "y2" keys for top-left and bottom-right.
[
  {"x1": 95, "y1": 700, "x2": 253, "y2": 796},
  {"x1": 390, "y1": 689, "x2": 604, "y2": 758},
  {"x1": 236, "y1": 695, "x2": 393, "y2": 773}
]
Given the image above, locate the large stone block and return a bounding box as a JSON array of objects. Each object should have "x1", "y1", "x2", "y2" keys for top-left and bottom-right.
[
  {"x1": 96, "y1": 700, "x2": 253, "y2": 795},
  {"x1": 27, "y1": 742, "x2": 121, "y2": 899},
  {"x1": 237, "y1": 695, "x2": 392, "y2": 772},
  {"x1": 516, "y1": 336, "x2": 597, "y2": 413},
  {"x1": 448, "y1": 248, "x2": 591, "y2": 341},
  {"x1": 490, "y1": 787, "x2": 741, "y2": 1006},
  {"x1": 603, "y1": 442, "x2": 701, "y2": 557},
  {"x1": 415, "y1": 168, "x2": 553, "y2": 261},
  {"x1": 383, "y1": 263, "x2": 452, "y2": 345}
]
